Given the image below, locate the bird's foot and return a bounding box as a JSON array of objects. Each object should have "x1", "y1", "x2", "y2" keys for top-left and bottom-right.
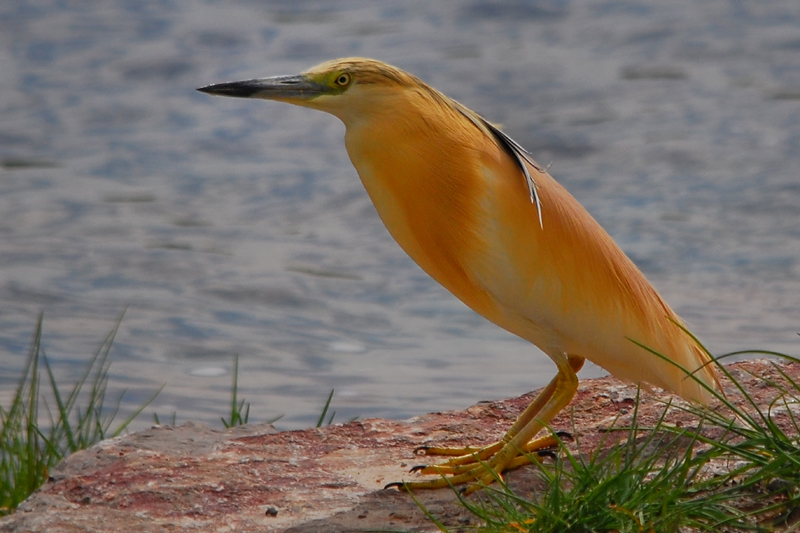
[{"x1": 385, "y1": 432, "x2": 569, "y2": 493}]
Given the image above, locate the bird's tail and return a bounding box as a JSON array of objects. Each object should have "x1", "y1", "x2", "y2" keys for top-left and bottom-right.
[{"x1": 643, "y1": 319, "x2": 722, "y2": 405}]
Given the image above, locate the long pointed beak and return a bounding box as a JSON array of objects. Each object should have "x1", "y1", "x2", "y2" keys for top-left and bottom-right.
[{"x1": 197, "y1": 74, "x2": 330, "y2": 100}]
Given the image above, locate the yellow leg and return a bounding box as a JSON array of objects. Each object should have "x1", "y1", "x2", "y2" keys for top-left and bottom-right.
[
  {"x1": 387, "y1": 355, "x2": 584, "y2": 492},
  {"x1": 408, "y1": 433, "x2": 566, "y2": 477}
]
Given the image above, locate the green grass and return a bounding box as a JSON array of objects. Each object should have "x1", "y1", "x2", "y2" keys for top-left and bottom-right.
[
  {"x1": 0, "y1": 313, "x2": 159, "y2": 516},
  {"x1": 448, "y1": 400, "x2": 745, "y2": 532},
  {"x1": 432, "y1": 344, "x2": 800, "y2": 533},
  {"x1": 221, "y1": 354, "x2": 255, "y2": 428},
  {"x1": 218, "y1": 355, "x2": 344, "y2": 429}
]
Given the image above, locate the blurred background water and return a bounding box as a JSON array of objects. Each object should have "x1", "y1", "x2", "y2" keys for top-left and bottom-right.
[{"x1": 0, "y1": 0, "x2": 798, "y2": 430}]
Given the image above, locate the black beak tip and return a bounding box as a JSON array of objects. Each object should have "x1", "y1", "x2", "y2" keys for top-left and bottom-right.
[
  {"x1": 197, "y1": 83, "x2": 239, "y2": 96},
  {"x1": 196, "y1": 81, "x2": 261, "y2": 98}
]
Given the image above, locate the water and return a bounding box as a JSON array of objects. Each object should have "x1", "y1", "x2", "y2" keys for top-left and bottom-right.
[{"x1": 0, "y1": 0, "x2": 798, "y2": 430}]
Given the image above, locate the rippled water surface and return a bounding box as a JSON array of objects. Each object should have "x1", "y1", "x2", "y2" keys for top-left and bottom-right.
[{"x1": 1, "y1": 1, "x2": 798, "y2": 429}]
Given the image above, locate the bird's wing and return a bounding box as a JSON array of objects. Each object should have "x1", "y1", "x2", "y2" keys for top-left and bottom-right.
[{"x1": 451, "y1": 105, "x2": 544, "y2": 228}]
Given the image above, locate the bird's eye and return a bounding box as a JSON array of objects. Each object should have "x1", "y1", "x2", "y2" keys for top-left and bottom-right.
[{"x1": 334, "y1": 73, "x2": 352, "y2": 87}]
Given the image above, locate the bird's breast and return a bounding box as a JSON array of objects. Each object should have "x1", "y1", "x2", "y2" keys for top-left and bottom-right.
[{"x1": 344, "y1": 123, "x2": 509, "y2": 321}]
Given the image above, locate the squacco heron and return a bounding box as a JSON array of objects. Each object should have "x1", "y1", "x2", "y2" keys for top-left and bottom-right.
[{"x1": 198, "y1": 58, "x2": 719, "y2": 491}]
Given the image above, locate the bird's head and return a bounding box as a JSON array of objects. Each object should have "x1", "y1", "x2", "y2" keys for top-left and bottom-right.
[{"x1": 197, "y1": 57, "x2": 422, "y2": 124}]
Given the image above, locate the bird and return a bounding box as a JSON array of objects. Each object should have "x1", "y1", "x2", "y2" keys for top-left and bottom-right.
[{"x1": 197, "y1": 57, "x2": 720, "y2": 491}]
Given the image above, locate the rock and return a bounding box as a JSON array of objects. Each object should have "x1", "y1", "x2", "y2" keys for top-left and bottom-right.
[{"x1": 1, "y1": 359, "x2": 797, "y2": 532}]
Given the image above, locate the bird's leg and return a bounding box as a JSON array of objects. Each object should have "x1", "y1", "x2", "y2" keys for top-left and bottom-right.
[
  {"x1": 412, "y1": 368, "x2": 563, "y2": 468},
  {"x1": 389, "y1": 355, "x2": 584, "y2": 491},
  {"x1": 407, "y1": 432, "x2": 566, "y2": 478},
  {"x1": 414, "y1": 355, "x2": 584, "y2": 466}
]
